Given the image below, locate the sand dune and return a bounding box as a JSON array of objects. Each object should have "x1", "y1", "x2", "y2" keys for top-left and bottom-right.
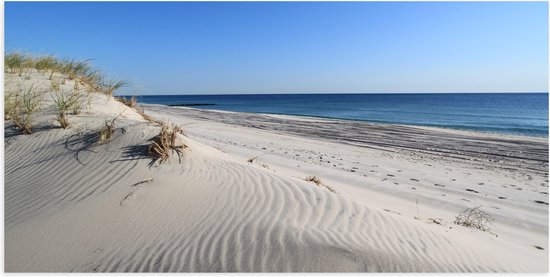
[{"x1": 4, "y1": 73, "x2": 548, "y2": 272}]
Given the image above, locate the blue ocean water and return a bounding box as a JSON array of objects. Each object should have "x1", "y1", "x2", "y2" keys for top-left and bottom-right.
[{"x1": 134, "y1": 93, "x2": 549, "y2": 137}]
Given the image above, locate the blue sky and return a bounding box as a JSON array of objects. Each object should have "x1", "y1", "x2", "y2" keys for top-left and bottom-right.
[{"x1": 5, "y1": 1, "x2": 549, "y2": 95}]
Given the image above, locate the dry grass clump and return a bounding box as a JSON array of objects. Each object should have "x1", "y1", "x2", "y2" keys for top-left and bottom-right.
[
  {"x1": 34, "y1": 55, "x2": 58, "y2": 77},
  {"x1": 97, "y1": 118, "x2": 117, "y2": 144},
  {"x1": 20, "y1": 85, "x2": 43, "y2": 134},
  {"x1": 101, "y1": 79, "x2": 128, "y2": 96},
  {"x1": 4, "y1": 52, "x2": 26, "y2": 76},
  {"x1": 148, "y1": 124, "x2": 187, "y2": 165},
  {"x1": 5, "y1": 92, "x2": 23, "y2": 130},
  {"x1": 59, "y1": 58, "x2": 93, "y2": 89},
  {"x1": 454, "y1": 206, "x2": 492, "y2": 232},
  {"x1": 135, "y1": 107, "x2": 164, "y2": 126},
  {"x1": 116, "y1": 95, "x2": 137, "y2": 108},
  {"x1": 305, "y1": 176, "x2": 336, "y2": 193},
  {"x1": 4, "y1": 90, "x2": 20, "y2": 121},
  {"x1": 52, "y1": 89, "x2": 81, "y2": 129},
  {"x1": 51, "y1": 78, "x2": 61, "y2": 91}
]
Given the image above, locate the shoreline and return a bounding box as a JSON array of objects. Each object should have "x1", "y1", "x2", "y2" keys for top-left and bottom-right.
[
  {"x1": 143, "y1": 104, "x2": 549, "y2": 173},
  {"x1": 141, "y1": 103, "x2": 549, "y2": 140}
]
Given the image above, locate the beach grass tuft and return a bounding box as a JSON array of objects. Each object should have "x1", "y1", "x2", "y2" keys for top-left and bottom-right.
[
  {"x1": 117, "y1": 95, "x2": 138, "y2": 109},
  {"x1": 148, "y1": 124, "x2": 187, "y2": 165},
  {"x1": 305, "y1": 176, "x2": 336, "y2": 193},
  {"x1": 101, "y1": 79, "x2": 128, "y2": 96},
  {"x1": 454, "y1": 206, "x2": 492, "y2": 232},
  {"x1": 20, "y1": 85, "x2": 42, "y2": 134},
  {"x1": 97, "y1": 118, "x2": 117, "y2": 144},
  {"x1": 52, "y1": 89, "x2": 81, "y2": 129}
]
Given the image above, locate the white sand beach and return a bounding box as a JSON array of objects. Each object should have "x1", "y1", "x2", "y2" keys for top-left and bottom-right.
[{"x1": 4, "y1": 72, "x2": 549, "y2": 272}]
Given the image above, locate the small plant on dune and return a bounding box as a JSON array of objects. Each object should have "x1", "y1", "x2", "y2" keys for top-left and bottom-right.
[
  {"x1": 20, "y1": 85, "x2": 42, "y2": 134},
  {"x1": 22, "y1": 56, "x2": 35, "y2": 79},
  {"x1": 4, "y1": 91, "x2": 21, "y2": 126},
  {"x1": 148, "y1": 124, "x2": 187, "y2": 165},
  {"x1": 136, "y1": 107, "x2": 164, "y2": 125},
  {"x1": 51, "y1": 78, "x2": 61, "y2": 92},
  {"x1": 305, "y1": 176, "x2": 336, "y2": 193},
  {"x1": 97, "y1": 118, "x2": 117, "y2": 144},
  {"x1": 454, "y1": 206, "x2": 492, "y2": 232},
  {"x1": 117, "y1": 95, "x2": 137, "y2": 109},
  {"x1": 60, "y1": 58, "x2": 92, "y2": 89},
  {"x1": 34, "y1": 55, "x2": 57, "y2": 76},
  {"x1": 4, "y1": 52, "x2": 26, "y2": 74},
  {"x1": 72, "y1": 99, "x2": 83, "y2": 115},
  {"x1": 101, "y1": 79, "x2": 128, "y2": 96},
  {"x1": 52, "y1": 89, "x2": 80, "y2": 129},
  {"x1": 82, "y1": 70, "x2": 104, "y2": 91}
]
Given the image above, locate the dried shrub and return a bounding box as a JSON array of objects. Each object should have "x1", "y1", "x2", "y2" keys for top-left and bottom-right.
[
  {"x1": 4, "y1": 90, "x2": 20, "y2": 123},
  {"x1": 51, "y1": 78, "x2": 61, "y2": 91},
  {"x1": 100, "y1": 79, "x2": 127, "y2": 96},
  {"x1": 20, "y1": 85, "x2": 42, "y2": 134},
  {"x1": 97, "y1": 118, "x2": 116, "y2": 144},
  {"x1": 305, "y1": 176, "x2": 336, "y2": 193},
  {"x1": 148, "y1": 124, "x2": 187, "y2": 165},
  {"x1": 117, "y1": 95, "x2": 137, "y2": 108},
  {"x1": 136, "y1": 107, "x2": 164, "y2": 125},
  {"x1": 454, "y1": 206, "x2": 492, "y2": 232}
]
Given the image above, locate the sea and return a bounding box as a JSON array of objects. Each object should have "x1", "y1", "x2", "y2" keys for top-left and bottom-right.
[{"x1": 133, "y1": 93, "x2": 549, "y2": 137}]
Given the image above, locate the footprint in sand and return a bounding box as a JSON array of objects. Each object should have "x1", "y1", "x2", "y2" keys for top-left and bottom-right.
[
  {"x1": 534, "y1": 245, "x2": 545, "y2": 250},
  {"x1": 498, "y1": 196, "x2": 507, "y2": 199},
  {"x1": 478, "y1": 182, "x2": 484, "y2": 185},
  {"x1": 533, "y1": 200, "x2": 549, "y2": 205},
  {"x1": 387, "y1": 174, "x2": 395, "y2": 177},
  {"x1": 410, "y1": 178, "x2": 419, "y2": 182},
  {"x1": 466, "y1": 189, "x2": 479, "y2": 193},
  {"x1": 434, "y1": 184, "x2": 445, "y2": 187}
]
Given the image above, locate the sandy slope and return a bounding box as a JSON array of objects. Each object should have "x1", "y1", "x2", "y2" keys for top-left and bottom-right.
[{"x1": 4, "y1": 73, "x2": 548, "y2": 272}]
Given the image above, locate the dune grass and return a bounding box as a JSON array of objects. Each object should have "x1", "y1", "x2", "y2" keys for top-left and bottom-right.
[
  {"x1": 20, "y1": 85, "x2": 43, "y2": 134},
  {"x1": 52, "y1": 89, "x2": 81, "y2": 129},
  {"x1": 149, "y1": 124, "x2": 187, "y2": 165},
  {"x1": 4, "y1": 91, "x2": 22, "y2": 127},
  {"x1": 4, "y1": 52, "x2": 25, "y2": 75},
  {"x1": 454, "y1": 206, "x2": 493, "y2": 232},
  {"x1": 59, "y1": 58, "x2": 93, "y2": 89},
  {"x1": 117, "y1": 95, "x2": 138, "y2": 109},
  {"x1": 101, "y1": 79, "x2": 128, "y2": 96},
  {"x1": 305, "y1": 176, "x2": 336, "y2": 193},
  {"x1": 97, "y1": 118, "x2": 117, "y2": 144},
  {"x1": 34, "y1": 55, "x2": 57, "y2": 76}
]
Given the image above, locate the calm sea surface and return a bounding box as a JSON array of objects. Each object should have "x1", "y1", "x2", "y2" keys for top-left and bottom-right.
[{"x1": 134, "y1": 93, "x2": 548, "y2": 137}]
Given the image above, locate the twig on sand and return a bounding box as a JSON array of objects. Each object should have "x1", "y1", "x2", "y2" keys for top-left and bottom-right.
[
  {"x1": 304, "y1": 176, "x2": 336, "y2": 193},
  {"x1": 131, "y1": 178, "x2": 153, "y2": 187},
  {"x1": 247, "y1": 154, "x2": 264, "y2": 164},
  {"x1": 120, "y1": 190, "x2": 136, "y2": 206}
]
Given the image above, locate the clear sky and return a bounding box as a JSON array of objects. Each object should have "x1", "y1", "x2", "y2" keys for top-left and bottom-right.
[{"x1": 5, "y1": 1, "x2": 549, "y2": 95}]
